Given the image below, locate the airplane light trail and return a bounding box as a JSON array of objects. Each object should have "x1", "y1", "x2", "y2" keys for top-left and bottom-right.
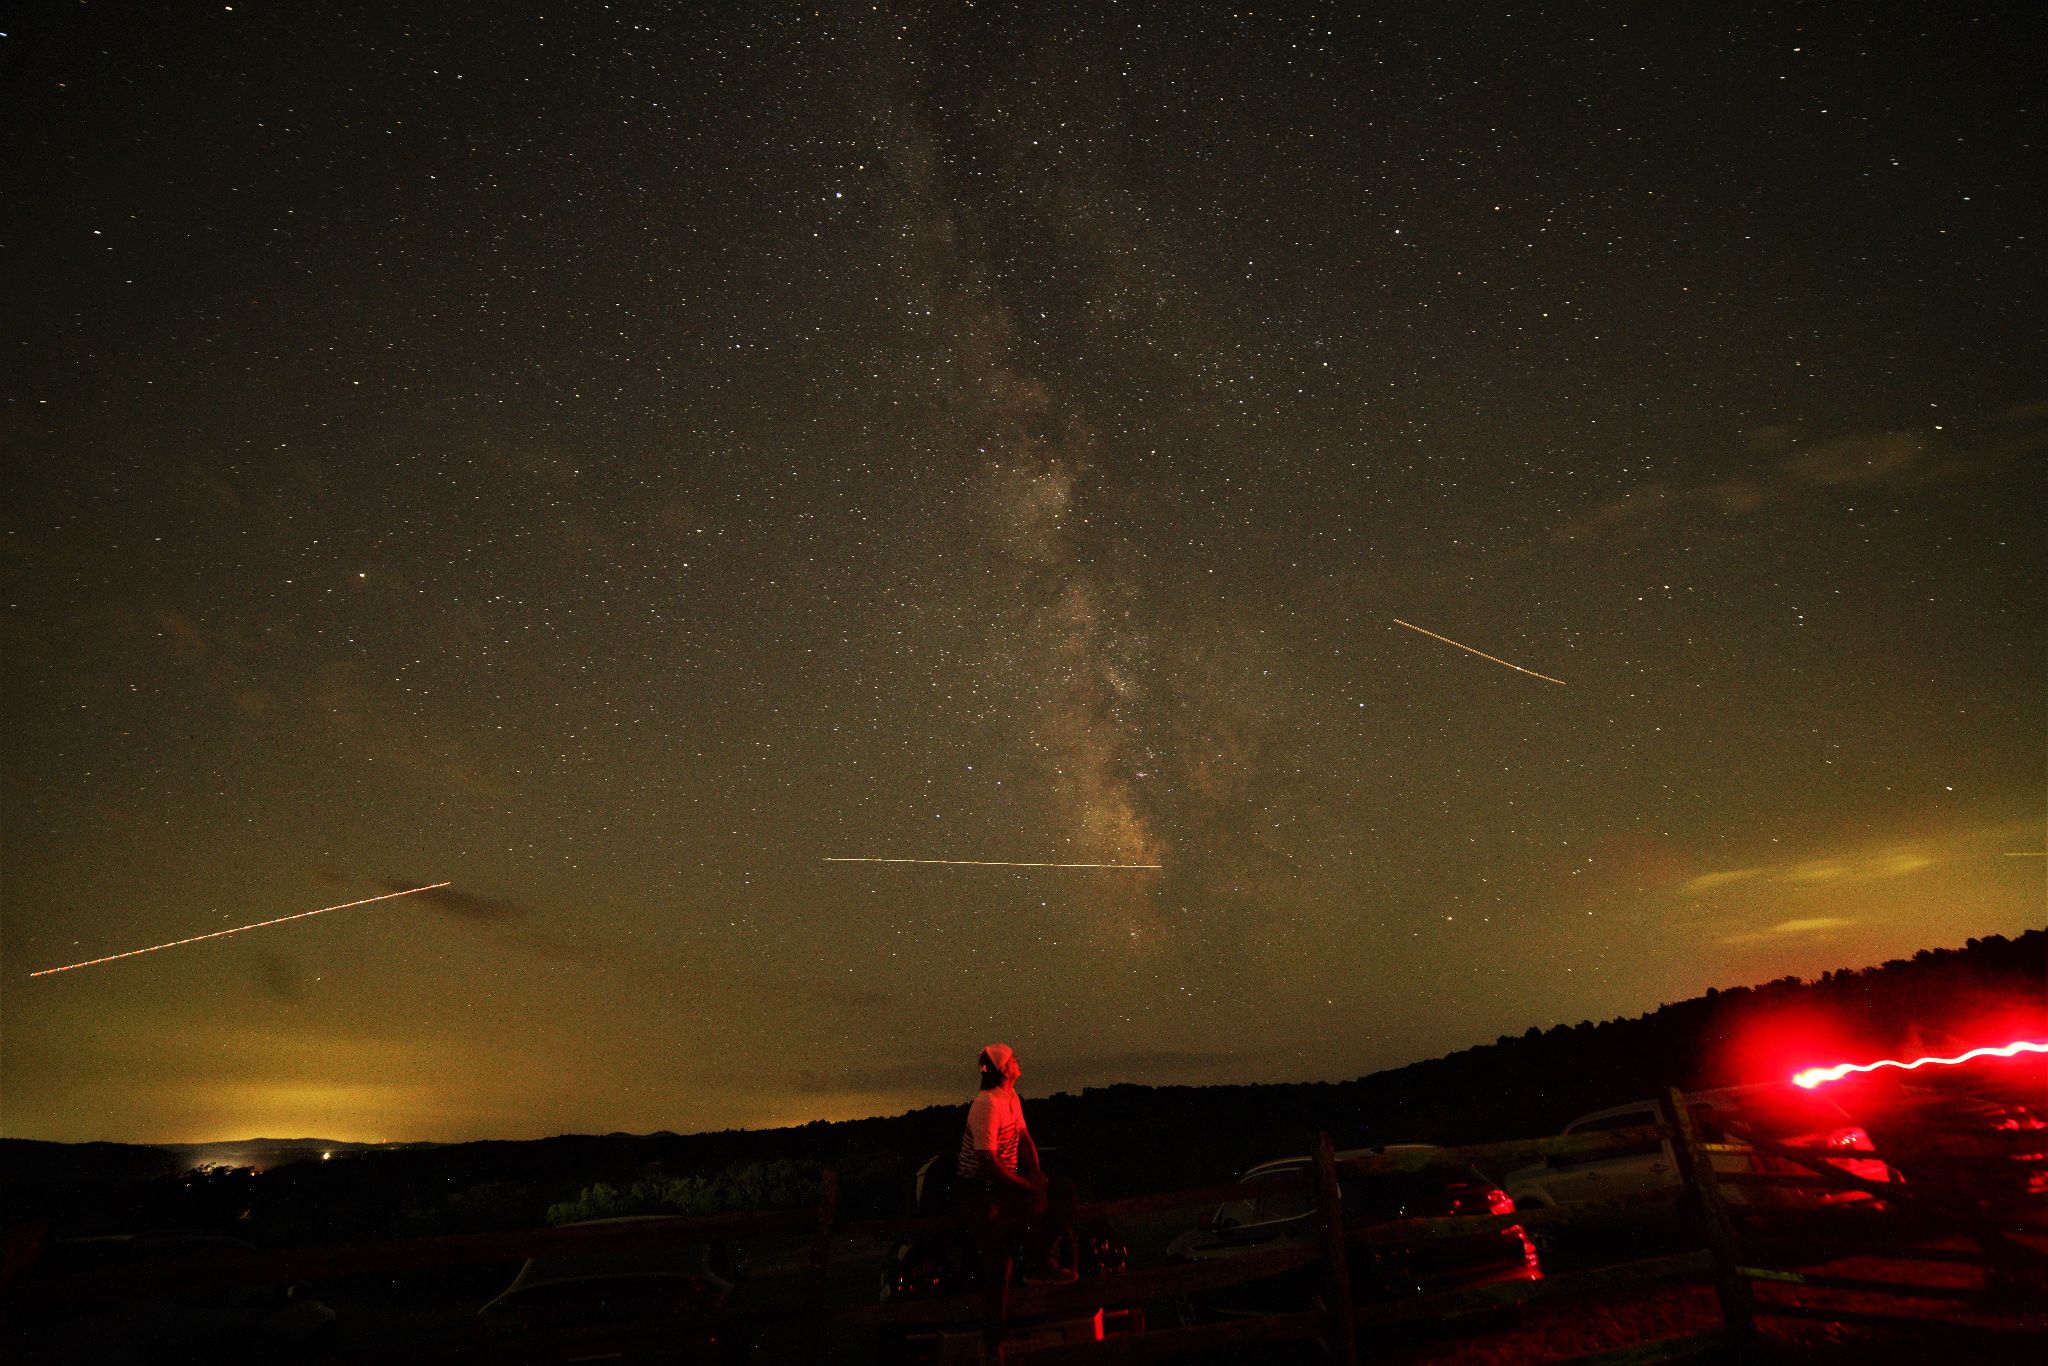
[
  {"x1": 1792, "y1": 1039, "x2": 2048, "y2": 1089},
  {"x1": 27, "y1": 883, "x2": 452, "y2": 978},
  {"x1": 824, "y1": 857, "x2": 1163, "y2": 870},
  {"x1": 1392, "y1": 618, "x2": 1567, "y2": 686}
]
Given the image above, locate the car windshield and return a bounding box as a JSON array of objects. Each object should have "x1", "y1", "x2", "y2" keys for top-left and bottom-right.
[
  {"x1": 1245, "y1": 1166, "x2": 1314, "y2": 1224},
  {"x1": 1704, "y1": 1090, "x2": 1849, "y2": 1138},
  {"x1": 1339, "y1": 1167, "x2": 1494, "y2": 1218}
]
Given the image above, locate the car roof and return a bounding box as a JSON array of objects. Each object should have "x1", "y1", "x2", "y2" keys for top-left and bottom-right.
[
  {"x1": 1565, "y1": 1083, "x2": 1852, "y2": 1130},
  {"x1": 1242, "y1": 1144, "x2": 1442, "y2": 1178},
  {"x1": 1563, "y1": 1099, "x2": 1663, "y2": 1129}
]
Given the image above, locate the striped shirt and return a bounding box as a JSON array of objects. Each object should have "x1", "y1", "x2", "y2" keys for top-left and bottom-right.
[{"x1": 956, "y1": 1087, "x2": 1025, "y2": 1179}]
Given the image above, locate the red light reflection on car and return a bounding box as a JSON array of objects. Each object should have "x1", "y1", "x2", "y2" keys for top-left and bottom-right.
[{"x1": 1791, "y1": 1039, "x2": 2048, "y2": 1089}]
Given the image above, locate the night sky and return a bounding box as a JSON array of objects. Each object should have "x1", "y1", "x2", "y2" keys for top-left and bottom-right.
[{"x1": 4, "y1": 2, "x2": 2042, "y2": 1145}]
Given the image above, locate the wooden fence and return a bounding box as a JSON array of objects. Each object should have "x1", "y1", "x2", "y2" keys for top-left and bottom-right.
[
  {"x1": 1704, "y1": 1100, "x2": 2048, "y2": 1352},
  {"x1": 4, "y1": 1089, "x2": 2043, "y2": 1364}
]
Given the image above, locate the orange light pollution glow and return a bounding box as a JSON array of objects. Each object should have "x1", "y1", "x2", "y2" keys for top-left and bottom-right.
[{"x1": 1792, "y1": 1039, "x2": 2048, "y2": 1089}]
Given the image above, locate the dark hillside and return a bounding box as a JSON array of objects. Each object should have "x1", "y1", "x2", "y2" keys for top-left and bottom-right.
[{"x1": 7, "y1": 930, "x2": 2039, "y2": 1241}]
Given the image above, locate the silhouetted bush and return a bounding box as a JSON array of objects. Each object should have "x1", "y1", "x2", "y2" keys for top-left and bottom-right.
[{"x1": 544, "y1": 1159, "x2": 825, "y2": 1225}]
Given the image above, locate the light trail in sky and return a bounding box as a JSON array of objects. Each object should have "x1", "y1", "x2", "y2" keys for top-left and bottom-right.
[
  {"x1": 824, "y1": 857, "x2": 1163, "y2": 870},
  {"x1": 1392, "y1": 618, "x2": 1567, "y2": 686},
  {"x1": 27, "y1": 883, "x2": 452, "y2": 978},
  {"x1": 1792, "y1": 1039, "x2": 2048, "y2": 1089}
]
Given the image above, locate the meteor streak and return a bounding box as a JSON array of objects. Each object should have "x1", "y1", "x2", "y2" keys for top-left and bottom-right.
[
  {"x1": 824, "y1": 857, "x2": 1163, "y2": 870},
  {"x1": 1392, "y1": 618, "x2": 1566, "y2": 686},
  {"x1": 27, "y1": 883, "x2": 452, "y2": 978},
  {"x1": 1792, "y1": 1039, "x2": 2048, "y2": 1089}
]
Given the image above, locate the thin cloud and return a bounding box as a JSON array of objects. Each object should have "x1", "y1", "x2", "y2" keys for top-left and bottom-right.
[
  {"x1": 243, "y1": 950, "x2": 307, "y2": 1004},
  {"x1": 374, "y1": 879, "x2": 525, "y2": 923},
  {"x1": 1779, "y1": 431, "x2": 1929, "y2": 486},
  {"x1": 351, "y1": 874, "x2": 591, "y2": 960},
  {"x1": 792, "y1": 1059, "x2": 962, "y2": 1097},
  {"x1": 314, "y1": 871, "x2": 573, "y2": 952},
  {"x1": 1723, "y1": 916, "x2": 1855, "y2": 946},
  {"x1": 1679, "y1": 868, "x2": 1765, "y2": 895},
  {"x1": 1680, "y1": 846, "x2": 1935, "y2": 896},
  {"x1": 782, "y1": 976, "x2": 900, "y2": 1016},
  {"x1": 1556, "y1": 424, "x2": 1973, "y2": 544}
]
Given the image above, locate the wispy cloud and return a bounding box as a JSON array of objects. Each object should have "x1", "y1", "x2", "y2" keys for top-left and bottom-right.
[
  {"x1": 780, "y1": 975, "x2": 900, "y2": 1016},
  {"x1": 1679, "y1": 867, "x2": 1765, "y2": 895},
  {"x1": 792, "y1": 1059, "x2": 961, "y2": 1097},
  {"x1": 1556, "y1": 422, "x2": 1994, "y2": 544},
  {"x1": 308, "y1": 872, "x2": 590, "y2": 962},
  {"x1": 1722, "y1": 916, "x2": 1855, "y2": 946},
  {"x1": 1681, "y1": 845, "x2": 1935, "y2": 896},
  {"x1": 366, "y1": 877, "x2": 524, "y2": 923}
]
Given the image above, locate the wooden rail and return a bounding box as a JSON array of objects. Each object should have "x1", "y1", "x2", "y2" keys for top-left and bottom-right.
[{"x1": 1690, "y1": 1113, "x2": 2048, "y2": 1342}]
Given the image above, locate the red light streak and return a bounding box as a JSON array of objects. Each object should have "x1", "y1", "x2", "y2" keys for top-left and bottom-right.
[
  {"x1": 26, "y1": 883, "x2": 452, "y2": 978},
  {"x1": 1792, "y1": 1039, "x2": 2048, "y2": 1089}
]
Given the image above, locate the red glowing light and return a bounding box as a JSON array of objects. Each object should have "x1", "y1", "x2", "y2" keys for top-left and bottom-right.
[{"x1": 1791, "y1": 1040, "x2": 2048, "y2": 1089}]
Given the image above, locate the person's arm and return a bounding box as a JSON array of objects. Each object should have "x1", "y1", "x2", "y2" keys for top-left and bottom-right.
[
  {"x1": 1017, "y1": 1129, "x2": 1047, "y2": 1187},
  {"x1": 970, "y1": 1147, "x2": 1039, "y2": 1193}
]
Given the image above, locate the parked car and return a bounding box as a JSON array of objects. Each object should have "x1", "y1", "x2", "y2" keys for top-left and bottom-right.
[
  {"x1": 13, "y1": 1231, "x2": 336, "y2": 1364},
  {"x1": 1164, "y1": 1145, "x2": 1541, "y2": 1326},
  {"x1": 1503, "y1": 1083, "x2": 1893, "y2": 1240},
  {"x1": 878, "y1": 1153, "x2": 1139, "y2": 1362},
  {"x1": 476, "y1": 1216, "x2": 742, "y2": 1363},
  {"x1": 1830, "y1": 1080, "x2": 2048, "y2": 1206}
]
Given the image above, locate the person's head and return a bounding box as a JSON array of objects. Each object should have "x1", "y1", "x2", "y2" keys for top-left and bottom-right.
[{"x1": 978, "y1": 1043, "x2": 1021, "y2": 1090}]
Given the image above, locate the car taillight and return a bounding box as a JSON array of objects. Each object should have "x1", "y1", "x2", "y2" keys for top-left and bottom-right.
[
  {"x1": 890, "y1": 1258, "x2": 947, "y2": 1299},
  {"x1": 1486, "y1": 1188, "x2": 1515, "y2": 1216}
]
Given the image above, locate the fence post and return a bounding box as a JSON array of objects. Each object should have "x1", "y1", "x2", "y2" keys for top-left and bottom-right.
[
  {"x1": 1660, "y1": 1087, "x2": 1759, "y2": 1363},
  {"x1": 800, "y1": 1168, "x2": 840, "y2": 1366},
  {"x1": 1312, "y1": 1131, "x2": 1361, "y2": 1366}
]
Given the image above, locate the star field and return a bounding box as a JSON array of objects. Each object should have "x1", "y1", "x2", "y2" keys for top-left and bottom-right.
[{"x1": 2, "y1": 1, "x2": 2042, "y2": 1143}]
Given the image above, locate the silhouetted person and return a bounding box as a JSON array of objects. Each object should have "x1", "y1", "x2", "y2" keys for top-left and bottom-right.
[{"x1": 953, "y1": 1043, "x2": 1075, "y2": 1344}]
